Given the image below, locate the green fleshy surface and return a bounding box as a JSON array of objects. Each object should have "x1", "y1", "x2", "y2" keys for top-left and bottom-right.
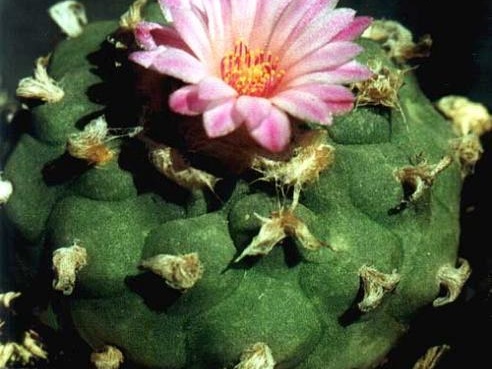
[
  {"x1": 70, "y1": 293, "x2": 188, "y2": 369},
  {"x1": 329, "y1": 107, "x2": 392, "y2": 144},
  {"x1": 4, "y1": 134, "x2": 65, "y2": 242},
  {"x1": 141, "y1": 2, "x2": 168, "y2": 24},
  {"x1": 3, "y1": 12, "x2": 466, "y2": 369},
  {"x1": 49, "y1": 21, "x2": 119, "y2": 80},
  {"x1": 141, "y1": 213, "x2": 243, "y2": 316},
  {"x1": 32, "y1": 68, "x2": 103, "y2": 145},
  {"x1": 46, "y1": 194, "x2": 184, "y2": 298},
  {"x1": 69, "y1": 154, "x2": 137, "y2": 201},
  {"x1": 298, "y1": 314, "x2": 405, "y2": 369},
  {"x1": 186, "y1": 274, "x2": 322, "y2": 368}
]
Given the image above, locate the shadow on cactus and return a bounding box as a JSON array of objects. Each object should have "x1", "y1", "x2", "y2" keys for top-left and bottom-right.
[{"x1": 2, "y1": 1, "x2": 490, "y2": 369}]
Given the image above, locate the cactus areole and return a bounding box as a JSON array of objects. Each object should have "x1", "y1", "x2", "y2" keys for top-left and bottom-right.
[{"x1": 4, "y1": 1, "x2": 480, "y2": 368}]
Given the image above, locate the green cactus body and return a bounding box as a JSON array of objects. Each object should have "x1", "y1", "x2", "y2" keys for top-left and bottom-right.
[{"x1": 3, "y1": 4, "x2": 468, "y2": 369}]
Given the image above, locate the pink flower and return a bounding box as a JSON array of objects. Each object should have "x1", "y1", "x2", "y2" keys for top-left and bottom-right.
[{"x1": 130, "y1": 0, "x2": 372, "y2": 152}]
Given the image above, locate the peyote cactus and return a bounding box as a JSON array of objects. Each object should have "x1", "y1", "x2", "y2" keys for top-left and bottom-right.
[{"x1": 2, "y1": 1, "x2": 489, "y2": 369}]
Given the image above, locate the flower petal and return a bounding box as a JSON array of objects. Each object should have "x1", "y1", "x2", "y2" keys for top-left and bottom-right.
[
  {"x1": 129, "y1": 46, "x2": 168, "y2": 69},
  {"x1": 131, "y1": 47, "x2": 207, "y2": 83},
  {"x1": 134, "y1": 22, "x2": 189, "y2": 51},
  {"x1": 169, "y1": 85, "x2": 207, "y2": 115},
  {"x1": 249, "y1": 108, "x2": 291, "y2": 152},
  {"x1": 296, "y1": 84, "x2": 354, "y2": 100},
  {"x1": 235, "y1": 96, "x2": 272, "y2": 130},
  {"x1": 134, "y1": 22, "x2": 162, "y2": 50},
  {"x1": 324, "y1": 100, "x2": 355, "y2": 115},
  {"x1": 272, "y1": 90, "x2": 332, "y2": 125},
  {"x1": 282, "y1": 41, "x2": 363, "y2": 81},
  {"x1": 287, "y1": 60, "x2": 373, "y2": 87},
  {"x1": 161, "y1": 0, "x2": 212, "y2": 62},
  {"x1": 296, "y1": 84, "x2": 355, "y2": 115},
  {"x1": 331, "y1": 16, "x2": 373, "y2": 42},
  {"x1": 231, "y1": 0, "x2": 258, "y2": 44},
  {"x1": 159, "y1": 0, "x2": 203, "y2": 14},
  {"x1": 146, "y1": 0, "x2": 368, "y2": 152},
  {"x1": 203, "y1": 99, "x2": 242, "y2": 138},
  {"x1": 202, "y1": 0, "x2": 232, "y2": 57},
  {"x1": 280, "y1": 8, "x2": 356, "y2": 65},
  {"x1": 250, "y1": 0, "x2": 292, "y2": 49},
  {"x1": 198, "y1": 76, "x2": 237, "y2": 101},
  {"x1": 269, "y1": 0, "x2": 338, "y2": 52}
]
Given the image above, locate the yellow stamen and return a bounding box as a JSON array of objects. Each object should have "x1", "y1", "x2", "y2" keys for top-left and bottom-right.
[{"x1": 221, "y1": 41, "x2": 285, "y2": 97}]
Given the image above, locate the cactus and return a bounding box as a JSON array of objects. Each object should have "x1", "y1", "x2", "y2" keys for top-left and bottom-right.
[{"x1": 2, "y1": 1, "x2": 486, "y2": 368}]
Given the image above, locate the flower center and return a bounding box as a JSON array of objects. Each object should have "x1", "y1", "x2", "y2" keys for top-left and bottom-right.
[{"x1": 220, "y1": 41, "x2": 285, "y2": 97}]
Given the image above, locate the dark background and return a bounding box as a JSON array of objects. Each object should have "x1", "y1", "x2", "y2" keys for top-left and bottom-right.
[{"x1": 1, "y1": 1, "x2": 490, "y2": 368}]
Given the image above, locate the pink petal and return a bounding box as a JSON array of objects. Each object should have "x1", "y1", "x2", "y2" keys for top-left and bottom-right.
[
  {"x1": 250, "y1": 0, "x2": 292, "y2": 49},
  {"x1": 269, "y1": 0, "x2": 338, "y2": 52},
  {"x1": 139, "y1": 47, "x2": 207, "y2": 83},
  {"x1": 160, "y1": 0, "x2": 201, "y2": 11},
  {"x1": 169, "y1": 85, "x2": 207, "y2": 115},
  {"x1": 160, "y1": 0, "x2": 187, "y2": 7},
  {"x1": 231, "y1": 0, "x2": 258, "y2": 44},
  {"x1": 202, "y1": 0, "x2": 232, "y2": 57},
  {"x1": 249, "y1": 108, "x2": 291, "y2": 152},
  {"x1": 296, "y1": 84, "x2": 354, "y2": 101},
  {"x1": 134, "y1": 22, "x2": 189, "y2": 51},
  {"x1": 134, "y1": 22, "x2": 162, "y2": 50},
  {"x1": 280, "y1": 8, "x2": 356, "y2": 65},
  {"x1": 282, "y1": 41, "x2": 363, "y2": 81},
  {"x1": 324, "y1": 100, "x2": 354, "y2": 115},
  {"x1": 129, "y1": 46, "x2": 168, "y2": 69},
  {"x1": 162, "y1": 1, "x2": 212, "y2": 62},
  {"x1": 287, "y1": 61, "x2": 373, "y2": 87},
  {"x1": 272, "y1": 90, "x2": 332, "y2": 125},
  {"x1": 331, "y1": 16, "x2": 373, "y2": 42},
  {"x1": 190, "y1": 0, "x2": 205, "y2": 12},
  {"x1": 235, "y1": 96, "x2": 272, "y2": 130},
  {"x1": 203, "y1": 99, "x2": 242, "y2": 138},
  {"x1": 198, "y1": 77, "x2": 237, "y2": 101},
  {"x1": 296, "y1": 84, "x2": 355, "y2": 115}
]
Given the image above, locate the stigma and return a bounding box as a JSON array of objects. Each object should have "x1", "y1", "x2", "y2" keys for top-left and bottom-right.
[{"x1": 221, "y1": 41, "x2": 285, "y2": 97}]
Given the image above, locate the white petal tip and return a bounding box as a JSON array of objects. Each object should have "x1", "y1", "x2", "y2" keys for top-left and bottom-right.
[
  {"x1": 48, "y1": 1, "x2": 88, "y2": 38},
  {"x1": 234, "y1": 342, "x2": 276, "y2": 369},
  {"x1": 91, "y1": 345, "x2": 124, "y2": 369},
  {"x1": 120, "y1": 0, "x2": 148, "y2": 30},
  {"x1": 52, "y1": 242, "x2": 88, "y2": 295},
  {"x1": 0, "y1": 175, "x2": 13, "y2": 205},
  {"x1": 140, "y1": 252, "x2": 204, "y2": 290},
  {"x1": 16, "y1": 56, "x2": 65, "y2": 103}
]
